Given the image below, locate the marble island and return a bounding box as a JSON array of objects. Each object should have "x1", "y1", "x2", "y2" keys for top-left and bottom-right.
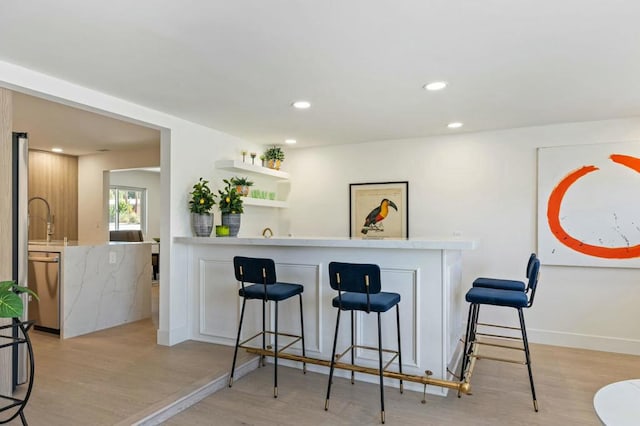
[
  {"x1": 28, "y1": 240, "x2": 152, "y2": 339},
  {"x1": 175, "y1": 236, "x2": 477, "y2": 396}
]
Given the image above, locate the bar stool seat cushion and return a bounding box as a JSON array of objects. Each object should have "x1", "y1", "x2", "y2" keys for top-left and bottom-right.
[
  {"x1": 239, "y1": 282, "x2": 304, "y2": 301},
  {"x1": 465, "y1": 287, "x2": 529, "y2": 308},
  {"x1": 473, "y1": 277, "x2": 526, "y2": 292},
  {"x1": 332, "y1": 292, "x2": 400, "y2": 312}
]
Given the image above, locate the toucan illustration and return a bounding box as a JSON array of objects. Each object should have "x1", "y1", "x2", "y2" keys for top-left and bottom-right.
[{"x1": 361, "y1": 198, "x2": 398, "y2": 234}]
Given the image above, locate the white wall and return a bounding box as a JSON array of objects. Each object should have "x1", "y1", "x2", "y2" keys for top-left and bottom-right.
[
  {"x1": 0, "y1": 60, "x2": 241, "y2": 346},
  {"x1": 285, "y1": 118, "x2": 640, "y2": 355},
  {"x1": 78, "y1": 147, "x2": 160, "y2": 243},
  {"x1": 109, "y1": 169, "x2": 161, "y2": 240},
  {"x1": 4, "y1": 58, "x2": 640, "y2": 355}
]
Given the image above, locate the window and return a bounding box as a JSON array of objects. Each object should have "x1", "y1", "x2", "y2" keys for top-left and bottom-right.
[{"x1": 109, "y1": 186, "x2": 146, "y2": 232}]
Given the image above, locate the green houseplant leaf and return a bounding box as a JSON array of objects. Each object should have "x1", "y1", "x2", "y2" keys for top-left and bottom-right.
[
  {"x1": 218, "y1": 178, "x2": 244, "y2": 214},
  {"x1": 0, "y1": 280, "x2": 38, "y2": 318},
  {"x1": 264, "y1": 146, "x2": 285, "y2": 161},
  {"x1": 188, "y1": 177, "x2": 217, "y2": 214}
]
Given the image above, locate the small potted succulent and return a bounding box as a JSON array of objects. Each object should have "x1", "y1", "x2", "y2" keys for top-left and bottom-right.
[
  {"x1": 188, "y1": 177, "x2": 217, "y2": 237},
  {"x1": 230, "y1": 176, "x2": 254, "y2": 197},
  {"x1": 264, "y1": 146, "x2": 285, "y2": 170}
]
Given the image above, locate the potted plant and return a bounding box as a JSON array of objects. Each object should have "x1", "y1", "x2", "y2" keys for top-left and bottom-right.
[
  {"x1": 0, "y1": 280, "x2": 37, "y2": 318},
  {"x1": 218, "y1": 178, "x2": 244, "y2": 237},
  {"x1": 0, "y1": 280, "x2": 38, "y2": 424},
  {"x1": 188, "y1": 177, "x2": 217, "y2": 237},
  {"x1": 264, "y1": 146, "x2": 285, "y2": 170},
  {"x1": 230, "y1": 176, "x2": 254, "y2": 197}
]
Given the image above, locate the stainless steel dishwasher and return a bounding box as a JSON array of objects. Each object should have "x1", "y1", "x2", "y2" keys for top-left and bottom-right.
[{"x1": 27, "y1": 251, "x2": 61, "y2": 334}]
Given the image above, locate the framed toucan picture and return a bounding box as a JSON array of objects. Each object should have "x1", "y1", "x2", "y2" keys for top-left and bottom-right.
[{"x1": 349, "y1": 181, "x2": 408, "y2": 239}]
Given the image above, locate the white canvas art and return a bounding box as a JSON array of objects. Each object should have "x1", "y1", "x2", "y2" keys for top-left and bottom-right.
[{"x1": 537, "y1": 142, "x2": 640, "y2": 267}]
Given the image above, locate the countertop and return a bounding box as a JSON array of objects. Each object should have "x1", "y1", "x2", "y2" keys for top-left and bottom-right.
[
  {"x1": 28, "y1": 240, "x2": 156, "y2": 251},
  {"x1": 174, "y1": 236, "x2": 477, "y2": 250}
]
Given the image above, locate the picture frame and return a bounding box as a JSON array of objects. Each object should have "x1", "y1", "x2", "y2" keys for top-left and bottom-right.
[{"x1": 349, "y1": 181, "x2": 408, "y2": 238}]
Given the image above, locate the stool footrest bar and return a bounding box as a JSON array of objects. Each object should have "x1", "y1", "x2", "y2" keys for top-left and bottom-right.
[{"x1": 243, "y1": 346, "x2": 471, "y2": 394}]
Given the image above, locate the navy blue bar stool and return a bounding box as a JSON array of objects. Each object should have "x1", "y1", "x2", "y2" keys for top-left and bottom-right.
[
  {"x1": 228, "y1": 256, "x2": 306, "y2": 398},
  {"x1": 324, "y1": 262, "x2": 402, "y2": 424},
  {"x1": 472, "y1": 253, "x2": 536, "y2": 292},
  {"x1": 459, "y1": 257, "x2": 541, "y2": 411}
]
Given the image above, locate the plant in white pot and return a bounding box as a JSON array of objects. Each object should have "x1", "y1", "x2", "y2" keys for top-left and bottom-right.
[
  {"x1": 189, "y1": 177, "x2": 217, "y2": 237},
  {"x1": 218, "y1": 178, "x2": 244, "y2": 237}
]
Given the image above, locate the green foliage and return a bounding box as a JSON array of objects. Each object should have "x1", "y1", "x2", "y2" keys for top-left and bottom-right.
[
  {"x1": 118, "y1": 199, "x2": 129, "y2": 214},
  {"x1": 189, "y1": 178, "x2": 217, "y2": 214},
  {"x1": 264, "y1": 146, "x2": 285, "y2": 161},
  {"x1": 230, "y1": 176, "x2": 254, "y2": 186},
  {"x1": 218, "y1": 179, "x2": 244, "y2": 214},
  {"x1": 0, "y1": 280, "x2": 39, "y2": 318}
]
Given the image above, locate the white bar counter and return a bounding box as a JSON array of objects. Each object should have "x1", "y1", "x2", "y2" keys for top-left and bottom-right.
[{"x1": 175, "y1": 236, "x2": 477, "y2": 396}]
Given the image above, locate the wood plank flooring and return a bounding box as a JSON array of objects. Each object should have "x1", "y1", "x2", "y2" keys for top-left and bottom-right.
[
  {"x1": 165, "y1": 343, "x2": 640, "y2": 425},
  {"x1": 3, "y1": 299, "x2": 639, "y2": 426},
  {"x1": 2, "y1": 319, "x2": 252, "y2": 425}
]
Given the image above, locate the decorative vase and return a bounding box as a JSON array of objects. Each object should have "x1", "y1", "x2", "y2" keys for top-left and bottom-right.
[
  {"x1": 235, "y1": 185, "x2": 250, "y2": 196},
  {"x1": 222, "y1": 213, "x2": 241, "y2": 237},
  {"x1": 191, "y1": 212, "x2": 214, "y2": 237},
  {"x1": 267, "y1": 159, "x2": 282, "y2": 170}
]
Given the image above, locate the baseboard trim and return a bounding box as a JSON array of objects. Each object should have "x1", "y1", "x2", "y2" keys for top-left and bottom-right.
[
  {"x1": 117, "y1": 356, "x2": 259, "y2": 426},
  {"x1": 157, "y1": 324, "x2": 189, "y2": 346},
  {"x1": 529, "y1": 328, "x2": 640, "y2": 355}
]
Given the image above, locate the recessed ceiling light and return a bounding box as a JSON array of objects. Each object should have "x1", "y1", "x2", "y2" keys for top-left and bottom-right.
[
  {"x1": 292, "y1": 100, "x2": 311, "y2": 109},
  {"x1": 52, "y1": 148, "x2": 63, "y2": 153},
  {"x1": 285, "y1": 139, "x2": 297, "y2": 145},
  {"x1": 447, "y1": 122, "x2": 463, "y2": 129},
  {"x1": 424, "y1": 81, "x2": 448, "y2": 91}
]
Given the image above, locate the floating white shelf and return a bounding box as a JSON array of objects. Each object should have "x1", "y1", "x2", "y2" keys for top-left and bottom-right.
[
  {"x1": 243, "y1": 197, "x2": 289, "y2": 208},
  {"x1": 215, "y1": 160, "x2": 289, "y2": 180}
]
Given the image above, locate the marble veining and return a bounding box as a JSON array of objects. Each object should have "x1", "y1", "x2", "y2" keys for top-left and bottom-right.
[{"x1": 61, "y1": 243, "x2": 152, "y2": 339}]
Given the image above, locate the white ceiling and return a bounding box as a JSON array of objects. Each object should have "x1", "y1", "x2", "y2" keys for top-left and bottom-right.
[
  {"x1": 13, "y1": 92, "x2": 160, "y2": 156},
  {"x1": 2, "y1": 1, "x2": 640, "y2": 153}
]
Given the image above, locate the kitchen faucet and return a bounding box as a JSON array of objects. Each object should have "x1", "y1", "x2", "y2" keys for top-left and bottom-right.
[{"x1": 28, "y1": 196, "x2": 54, "y2": 242}]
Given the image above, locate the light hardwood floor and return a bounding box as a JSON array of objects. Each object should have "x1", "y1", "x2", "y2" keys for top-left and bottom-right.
[
  {"x1": 3, "y1": 319, "x2": 252, "y2": 425},
  {"x1": 3, "y1": 296, "x2": 639, "y2": 426},
  {"x1": 164, "y1": 343, "x2": 640, "y2": 425}
]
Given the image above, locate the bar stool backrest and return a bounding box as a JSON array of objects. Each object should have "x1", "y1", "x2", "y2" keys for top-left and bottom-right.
[
  {"x1": 233, "y1": 256, "x2": 277, "y2": 284},
  {"x1": 328, "y1": 262, "x2": 381, "y2": 294},
  {"x1": 525, "y1": 253, "x2": 537, "y2": 279},
  {"x1": 526, "y1": 258, "x2": 541, "y2": 307}
]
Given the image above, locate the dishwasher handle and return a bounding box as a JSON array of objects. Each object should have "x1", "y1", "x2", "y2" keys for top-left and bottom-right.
[{"x1": 28, "y1": 255, "x2": 60, "y2": 263}]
